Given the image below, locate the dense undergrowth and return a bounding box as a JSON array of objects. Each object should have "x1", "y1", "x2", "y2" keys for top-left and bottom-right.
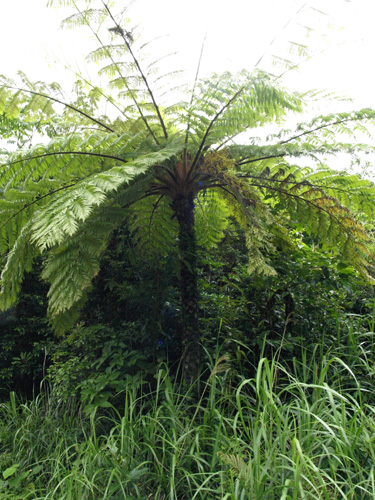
[
  {"x1": 1, "y1": 319, "x2": 375, "y2": 499},
  {"x1": 1, "y1": 228, "x2": 375, "y2": 499},
  {"x1": 1, "y1": 3, "x2": 375, "y2": 498}
]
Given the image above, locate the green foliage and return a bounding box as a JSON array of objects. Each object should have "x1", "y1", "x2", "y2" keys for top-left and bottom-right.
[
  {"x1": 47, "y1": 323, "x2": 156, "y2": 406},
  {"x1": 1, "y1": 3, "x2": 375, "y2": 497},
  {"x1": 0, "y1": 0, "x2": 374, "y2": 348},
  {"x1": 2, "y1": 328, "x2": 375, "y2": 498},
  {"x1": 198, "y1": 225, "x2": 374, "y2": 365},
  {"x1": 129, "y1": 190, "x2": 230, "y2": 256},
  {"x1": 180, "y1": 69, "x2": 303, "y2": 149},
  {"x1": 0, "y1": 263, "x2": 53, "y2": 400},
  {"x1": 0, "y1": 138, "x2": 183, "y2": 329}
]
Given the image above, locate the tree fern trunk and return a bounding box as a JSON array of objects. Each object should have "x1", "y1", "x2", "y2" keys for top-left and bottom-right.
[{"x1": 171, "y1": 194, "x2": 200, "y2": 384}]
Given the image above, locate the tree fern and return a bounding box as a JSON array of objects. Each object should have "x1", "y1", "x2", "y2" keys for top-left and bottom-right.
[
  {"x1": 0, "y1": 0, "x2": 374, "y2": 379},
  {"x1": 128, "y1": 189, "x2": 230, "y2": 257}
]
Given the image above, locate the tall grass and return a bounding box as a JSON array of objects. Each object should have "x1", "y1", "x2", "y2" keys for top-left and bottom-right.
[{"x1": 1, "y1": 327, "x2": 375, "y2": 499}]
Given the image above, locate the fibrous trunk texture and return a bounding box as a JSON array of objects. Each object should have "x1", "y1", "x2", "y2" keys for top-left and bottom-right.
[{"x1": 171, "y1": 194, "x2": 200, "y2": 384}]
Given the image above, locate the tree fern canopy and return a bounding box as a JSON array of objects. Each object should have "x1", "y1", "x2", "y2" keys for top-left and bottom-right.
[{"x1": 0, "y1": 0, "x2": 375, "y2": 348}]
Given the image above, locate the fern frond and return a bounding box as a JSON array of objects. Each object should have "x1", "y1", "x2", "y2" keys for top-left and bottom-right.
[
  {"x1": 29, "y1": 159, "x2": 173, "y2": 250},
  {"x1": 0, "y1": 81, "x2": 114, "y2": 133},
  {"x1": 61, "y1": 8, "x2": 107, "y2": 30},
  {"x1": 0, "y1": 221, "x2": 38, "y2": 310},
  {"x1": 278, "y1": 108, "x2": 375, "y2": 145},
  {"x1": 128, "y1": 195, "x2": 177, "y2": 256},
  {"x1": 128, "y1": 189, "x2": 231, "y2": 256},
  {"x1": 195, "y1": 191, "x2": 230, "y2": 248},
  {"x1": 243, "y1": 163, "x2": 375, "y2": 280},
  {"x1": 43, "y1": 206, "x2": 125, "y2": 332},
  {"x1": 86, "y1": 44, "x2": 129, "y2": 64},
  {"x1": 185, "y1": 71, "x2": 303, "y2": 158},
  {"x1": 0, "y1": 135, "x2": 183, "y2": 262}
]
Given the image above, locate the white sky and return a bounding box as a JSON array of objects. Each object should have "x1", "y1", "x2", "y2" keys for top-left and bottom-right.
[
  {"x1": 0, "y1": 0, "x2": 374, "y2": 161},
  {"x1": 1, "y1": 0, "x2": 374, "y2": 107}
]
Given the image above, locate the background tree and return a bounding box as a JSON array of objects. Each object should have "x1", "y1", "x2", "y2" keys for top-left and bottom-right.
[{"x1": 0, "y1": 0, "x2": 375, "y2": 381}]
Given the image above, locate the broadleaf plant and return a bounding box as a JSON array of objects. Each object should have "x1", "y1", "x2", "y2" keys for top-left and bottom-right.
[{"x1": 0, "y1": 0, "x2": 375, "y2": 382}]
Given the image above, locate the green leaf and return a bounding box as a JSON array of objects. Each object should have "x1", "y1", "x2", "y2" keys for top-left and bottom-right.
[{"x1": 3, "y1": 464, "x2": 18, "y2": 479}]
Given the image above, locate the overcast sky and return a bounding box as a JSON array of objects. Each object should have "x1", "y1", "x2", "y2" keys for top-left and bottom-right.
[
  {"x1": 1, "y1": 0, "x2": 374, "y2": 109},
  {"x1": 0, "y1": 0, "x2": 374, "y2": 176}
]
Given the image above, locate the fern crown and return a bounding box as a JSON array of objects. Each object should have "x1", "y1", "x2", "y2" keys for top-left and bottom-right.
[{"x1": 0, "y1": 0, "x2": 374, "y2": 330}]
